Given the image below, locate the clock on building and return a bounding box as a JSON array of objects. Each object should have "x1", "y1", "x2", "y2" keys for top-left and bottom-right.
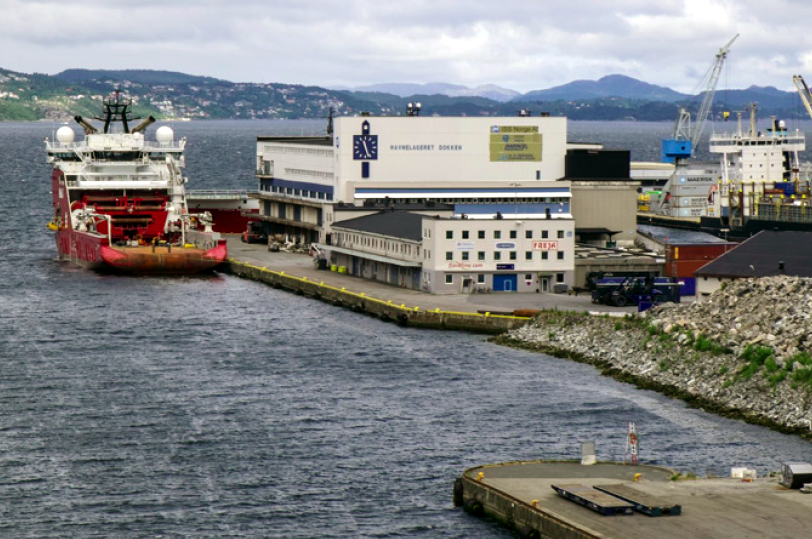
[
  {"x1": 353, "y1": 134, "x2": 378, "y2": 160},
  {"x1": 353, "y1": 120, "x2": 378, "y2": 161}
]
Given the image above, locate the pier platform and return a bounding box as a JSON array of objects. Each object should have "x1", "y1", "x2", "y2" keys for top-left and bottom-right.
[
  {"x1": 223, "y1": 237, "x2": 640, "y2": 332},
  {"x1": 456, "y1": 461, "x2": 812, "y2": 538}
]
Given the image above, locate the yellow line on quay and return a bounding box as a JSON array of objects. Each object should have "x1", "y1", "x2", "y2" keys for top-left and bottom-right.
[{"x1": 227, "y1": 258, "x2": 531, "y2": 321}]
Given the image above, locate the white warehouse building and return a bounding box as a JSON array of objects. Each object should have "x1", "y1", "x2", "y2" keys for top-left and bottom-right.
[{"x1": 252, "y1": 114, "x2": 593, "y2": 292}]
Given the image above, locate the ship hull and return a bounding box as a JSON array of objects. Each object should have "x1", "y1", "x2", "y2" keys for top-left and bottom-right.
[{"x1": 56, "y1": 228, "x2": 227, "y2": 274}]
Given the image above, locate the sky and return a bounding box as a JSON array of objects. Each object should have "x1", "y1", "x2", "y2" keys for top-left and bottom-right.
[{"x1": 2, "y1": 0, "x2": 812, "y2": 94}]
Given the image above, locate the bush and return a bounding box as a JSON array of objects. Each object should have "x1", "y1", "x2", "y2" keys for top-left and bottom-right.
[
  {"x1": 768, "y1": 370, "x2": 788, "y2": 388},
  {"x1": 694, "y1": 334, "x2": 712, "y2": 352},
  {"x1": 791, "y1": 367, "x2": 812, "y2": 389},
  {"x1": 738, "y1": 345, "x2": 775, "y2": 381}
]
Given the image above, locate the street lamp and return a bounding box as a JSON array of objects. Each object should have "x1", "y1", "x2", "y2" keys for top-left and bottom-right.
[{"x1": 406, "y1": 102, "x2": 422, "y2": 116}]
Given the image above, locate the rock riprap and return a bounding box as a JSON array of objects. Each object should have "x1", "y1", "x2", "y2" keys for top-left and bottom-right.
[{"x1": 500, "y1": 276, "x2": 812, "y2": 435}]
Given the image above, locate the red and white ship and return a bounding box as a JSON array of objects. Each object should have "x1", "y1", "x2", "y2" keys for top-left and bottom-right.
[{"x1": 46, "y1": 92, "x2": 227, "y2": 274}]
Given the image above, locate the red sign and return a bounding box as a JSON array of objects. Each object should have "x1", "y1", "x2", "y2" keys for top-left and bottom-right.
[{"x1": 531, "y1": 241, "x2": 558, "y2": 251}]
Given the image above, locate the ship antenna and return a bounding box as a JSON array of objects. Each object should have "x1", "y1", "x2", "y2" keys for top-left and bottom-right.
[
  {"x1": 94, "y1": 86, "x2": 140, "y2": 134},
  {"x1": 325, "y1": 107, "x2": 334, "y2": 136}
]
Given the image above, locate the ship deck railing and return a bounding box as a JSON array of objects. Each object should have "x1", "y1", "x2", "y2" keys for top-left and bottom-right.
[{"x1": 186, "y1": 190, "x2": 253, "y2": 200}]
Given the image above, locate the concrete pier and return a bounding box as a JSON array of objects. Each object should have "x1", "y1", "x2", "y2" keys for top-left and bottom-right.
[
  {"x1": 456, "y1": 460, "x2": 812, "y2": 538},
  {"x1": 222, "y1": 237, "x2": 637, "y2": 333}
]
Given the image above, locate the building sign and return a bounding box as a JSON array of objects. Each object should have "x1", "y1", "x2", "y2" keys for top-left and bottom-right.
[
  {"x1": 531, "y1": 241, "x2": 558, "y2": 251},
  {"x1": 447, "y1": 261, "x2": 484, "y2": 270},
  {"x1": 489, "y1": 125, "x2": 542, "y2": 162},
  {"x1": 389, "y1": 144, "x2": 463, "y2": 152},
  {"x1": 495, "y1": 242, "x2": 516, "y2": 250},
  {"x1": 456, "y1": 241, "x2": 476, "y2": 251},
  {"x1": 496, "y1": 264, "x2": 515, "y2": 270}
]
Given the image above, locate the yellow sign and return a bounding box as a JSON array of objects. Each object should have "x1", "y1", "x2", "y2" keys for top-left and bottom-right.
[{"x1": 490, "y1": 126, "x2": 542, "y2": 162}]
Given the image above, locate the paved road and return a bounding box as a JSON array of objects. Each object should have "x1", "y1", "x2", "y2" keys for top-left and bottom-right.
[{"x1": 225, "y1": 236, "x2": 671, "y2": 316}]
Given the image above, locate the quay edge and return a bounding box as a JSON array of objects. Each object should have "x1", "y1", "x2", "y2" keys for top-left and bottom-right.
[
  {"x1": 454, "y1": 460, "x2": 812, "y2": 539},
  {"x1": 223, "y1": 260, "x2": 530, "y2": 334}
]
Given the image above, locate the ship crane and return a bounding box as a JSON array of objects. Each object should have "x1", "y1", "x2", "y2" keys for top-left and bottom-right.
[
  {"x1": 653, "y1": 34, "x2": 738, "y2": 214},
  {"x1": 792, "y1": 75, "x2": 812, "y2": 121}
]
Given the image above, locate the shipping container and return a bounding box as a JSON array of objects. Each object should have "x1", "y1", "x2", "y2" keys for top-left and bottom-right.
[
  {"x1": 666, "y1": 243, "x2": 738, "y2": 265},
  {"x1": 668, "y1": 259, "x2": 714, "y2": 278}
]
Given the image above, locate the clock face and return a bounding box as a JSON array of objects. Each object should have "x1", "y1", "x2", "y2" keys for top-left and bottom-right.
[{"x1": 353, "y1": 134, "x2": 378, "y2": 160}]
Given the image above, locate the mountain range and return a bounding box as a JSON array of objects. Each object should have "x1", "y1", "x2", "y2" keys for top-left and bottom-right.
[{"x1": 0, "y1": 67, "x2": 805, "y2": 122}]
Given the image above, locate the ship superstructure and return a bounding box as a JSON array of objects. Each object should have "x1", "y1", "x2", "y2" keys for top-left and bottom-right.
[
  {"x1": 709, "y1": 106, "x2": 806, "y2": 229},
  {"x1": 46, "y1": 91, "x2": 227, "y2": 273}
]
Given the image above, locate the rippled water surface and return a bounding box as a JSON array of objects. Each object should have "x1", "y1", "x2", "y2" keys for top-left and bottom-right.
[{"x1": 1, "y1": 120, "x2": 811, "y2": 537}]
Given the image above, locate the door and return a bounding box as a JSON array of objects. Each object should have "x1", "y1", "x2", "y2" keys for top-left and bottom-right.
[
  {"x1": 541, "y1": 278, "x2": 549, "y2": 292},
  {"x1": 493, "y1": 274, "x2": 518, "y2": 292}
]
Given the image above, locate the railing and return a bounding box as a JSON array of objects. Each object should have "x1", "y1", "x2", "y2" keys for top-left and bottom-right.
[
  {"x1": 186, "y1": 190, "x2": 253, "y2": 200},
  {"x1": 46, "y1": 139, "x2": 185, "y2": 151}
]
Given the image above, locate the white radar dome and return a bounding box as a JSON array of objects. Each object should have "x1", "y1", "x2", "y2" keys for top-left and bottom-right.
[
  {"x1": 156, "y1": 126, "x2": 174, "y2": 145},
  {"x1": 56, "y1": 126, "x2": 75, "y2": 144}
]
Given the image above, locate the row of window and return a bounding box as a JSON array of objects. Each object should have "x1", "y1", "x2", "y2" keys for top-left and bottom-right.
[
  {"x1": 261, "y1": 183, "x2": 334, "y2": 201},
  {"x1": 263, "y1": 145, "x2": 334, "y2": 158},
  {"x1": 442, "y1": 273, "x2": 566, "y2": 284},
  {"x1": 445, "y1": 250, "x2": 565, "y2": 261},
  {"x1": 370, "y1": 197, "x2": 568, "y2": 205},
  {"x1": 336, "y1": 233, "x2": 417, "y2": 256},
  {"x1": 443, "y1": 229, "x2": 566, "y2": 240},
  {"x1": 284, "y1": 167, "x2": 334, "y2": 179}
]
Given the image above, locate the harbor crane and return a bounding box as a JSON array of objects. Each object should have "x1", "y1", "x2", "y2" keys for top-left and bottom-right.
[
  {"x1": 792, "y1": 75, "x2": 812, "y2": 121},
  {"x1": 662, "y1": 34, "x2": 738, "y2": 163},
  {"x1": 652, "y1": 34, "x2": 739, "y2": 214}
]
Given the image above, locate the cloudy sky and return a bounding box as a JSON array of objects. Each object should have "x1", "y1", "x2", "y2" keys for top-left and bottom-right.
[{"x1": 1, "y1": 0, "x2": 811, "y2": 93}]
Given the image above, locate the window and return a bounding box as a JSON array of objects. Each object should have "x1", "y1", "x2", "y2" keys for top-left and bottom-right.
[
  {"x1": 509, "y1": 230, "x2": 517, "y2": 239},
  {"x1": 556, "y1": 273, "x2": 565, "y2": 283},
  {"x1": 462, "y1": 230, "x2": 469, "y2": 239},
  {"x1": 477, "y1": 251, "x2": 485, "y2": 261},
  {"x1": 446, "y1": 251, "x2": 453, "y2": 261},
  {"x1": 525, "y1": 251, "x2": 532, "y2": 260},
  {"x1": 494, "y1": 252, "x2": 501, "y2": 260},
  {"x1": 542, "y1": 252, "x2": 548, "y2": 260},
  {"x1": 446, "y1": 230, "x2": 453, "y2": 239},
  {"x1": 445, "y1": 274, "x2": 453, "y2": 284},
  {"x1": 478, "y1": 230, "x2": 485, "y2": 239},
  {"x1": 557, "y1": 230, "x2": 564, "y2": 239},
  {"x1": 510, "y1": 251, "x2": 517, "y2": 260},
  {"x1": 525, "y1": 230, "x2": 532, "y2": 239},
  {"x1": 462, "y1": 252, "x2": 469, "y2": 261},
  {"x1": 494, "y1": 231, "x2": 501, "y2": 239},
  {"x1": 525, "y1": 274, "x2": 533, "y2": 280},
  {"x1": 542, "y1": 230, "x2": 549, "y2": 239},
  {"x1": 557, "y1": 251, "x2": 564, "y2": 260},
  {"x1": 477, "y1": 274, "x2": 485, "y2": 284}
]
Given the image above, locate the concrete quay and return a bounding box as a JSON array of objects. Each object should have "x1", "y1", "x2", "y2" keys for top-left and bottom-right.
[
  {"x1": 456, "y1": 460, "x2": 812, "y2": 539},
  {"x1": 222, "y1": 236, "x2": 638, "y2": 333}
]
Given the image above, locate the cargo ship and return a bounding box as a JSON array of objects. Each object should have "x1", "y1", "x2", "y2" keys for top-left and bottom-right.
[{"x1": 46, "y1": 91, "x2": 228, "y2": 273}]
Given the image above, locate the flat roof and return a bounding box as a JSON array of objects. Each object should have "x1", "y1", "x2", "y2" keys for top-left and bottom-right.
[
  {"x1": 332, "y1": 211, "x2": 424, "y2": 241},
  {"x1": 335, "y1": 202, "x2": 453, "y2": 212}
]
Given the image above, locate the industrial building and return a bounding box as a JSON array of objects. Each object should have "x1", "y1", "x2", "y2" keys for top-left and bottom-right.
[{"x1": 252, "y1": 114, "x2": 640, "y2": 293}]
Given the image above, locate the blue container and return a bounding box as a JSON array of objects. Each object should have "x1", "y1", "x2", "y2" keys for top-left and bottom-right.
[{"x1": 678, "y1": 277, "x2": 696, "y2": 296}]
